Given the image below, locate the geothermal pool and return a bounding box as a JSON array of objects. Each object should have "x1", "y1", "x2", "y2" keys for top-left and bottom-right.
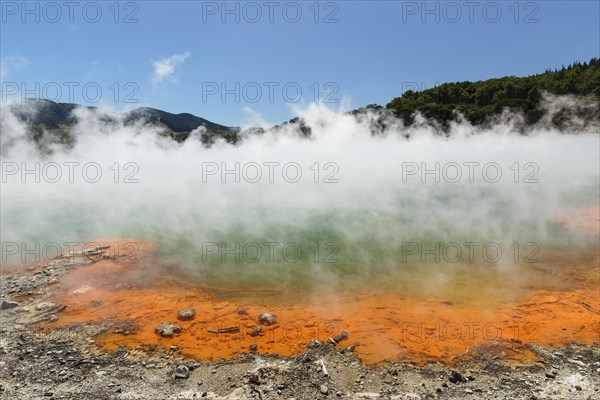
[
  {"x1": 2, "y1": 107, "x2": 599, "y2": 364},
  {"x1": 33, "y1": 223, "x2": 599, "y2": 365}
]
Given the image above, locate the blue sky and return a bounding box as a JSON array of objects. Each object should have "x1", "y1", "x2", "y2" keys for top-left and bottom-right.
[{"x1": 1, "y1": 0, "x2": 599, "y2": 126}]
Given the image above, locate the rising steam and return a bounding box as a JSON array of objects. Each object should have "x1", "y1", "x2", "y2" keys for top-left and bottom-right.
[{"x1": 1, "y1": 97, "x2": 598, "y2": 302}]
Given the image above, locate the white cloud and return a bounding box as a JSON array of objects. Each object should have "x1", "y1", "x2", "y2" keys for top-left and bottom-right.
[
  {"x1": 151, "y1": 52, "x2": 191, "y2": 84},
  {"x1": 241, "y1": 106, "x2": 272, "y2": 130},
  {"x1": 0, "y1": 55, "x2": 30, "y2": 80}
]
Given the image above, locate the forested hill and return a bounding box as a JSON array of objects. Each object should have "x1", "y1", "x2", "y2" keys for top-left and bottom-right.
[{"x1": 385, "y1": 58, "x2": 600, "y2": 129}]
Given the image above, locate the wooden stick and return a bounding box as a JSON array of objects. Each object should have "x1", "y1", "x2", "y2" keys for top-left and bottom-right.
[{"x1": 207, "y1": 327, "x2": 241, "y2": 334}]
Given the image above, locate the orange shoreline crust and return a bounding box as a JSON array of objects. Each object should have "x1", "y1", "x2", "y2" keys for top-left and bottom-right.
[{"x1": 35, "y1": 236, "x2": 600, "y2": 365}]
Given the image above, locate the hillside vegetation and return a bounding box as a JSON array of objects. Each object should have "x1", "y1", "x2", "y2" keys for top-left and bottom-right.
[{"x1": 385, "y1": 58, "x2": 600, "y2": 129}]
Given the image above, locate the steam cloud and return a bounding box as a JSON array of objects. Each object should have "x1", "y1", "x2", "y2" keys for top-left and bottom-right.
[{"x1": 1, "y1": 98, "x2": 598, "y2": 302}]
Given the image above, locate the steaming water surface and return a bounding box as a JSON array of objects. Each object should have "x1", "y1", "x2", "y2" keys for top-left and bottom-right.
[{"x1": 2, "y1": 105, "x2": 599, "y2": 307}]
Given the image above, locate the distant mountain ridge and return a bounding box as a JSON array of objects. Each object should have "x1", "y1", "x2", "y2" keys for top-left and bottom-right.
[
  {"x1": 124, "y1": 107, "x2": 232, "y2": 133},
  {"x1": 12, "y1": 99, "x2": 237, "y2": 134}
]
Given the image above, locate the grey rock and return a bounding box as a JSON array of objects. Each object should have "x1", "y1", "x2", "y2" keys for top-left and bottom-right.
[
  {"x1": 545, "y1": 371, "x2": 557, "y2": 379},
  {"x1": 258, "y1": 312, "x2": 277, "y2": 325},
  {"x1": 174, "y1": 364, "x2": 189, "y2": 379},
  {"x1": 177, "y1": 309, "x2": 196, "y2": 321},
  {"x1": 248, "y1": 371, "x2": 260, "y2": 385},
  {"x1": 331, "y1": 330, "x2": 349, "y2": 344},
  {"x1": 35, "y1": 301, "x2": 58, "y2": 311},
  {"x1": 250, "y1": 326, "x2": 262, "y2": 336},
  {"x1": 1, "y1": 300, "x2": 18, "y2": 310},
  {"x1": 449, "y1": 371, "x2": 467, "y2": 384},
  {"x1": 155, "y1": 322, "x2": 182, "y2": 337}
]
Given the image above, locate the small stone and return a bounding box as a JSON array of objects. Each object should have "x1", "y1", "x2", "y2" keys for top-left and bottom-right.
[
  {"x1": 250, "y1": 327, "x2": 262, "y2": 337},
  {"x1": 308, "y1": 339, "x2": 323, "y2": 349},
  {"x1": 170, "y1": 345, "x2": 179, "y2": 352},
  {"x1": 174, "y1": 365, "x2": 189, "y2": 379},
  {"x1": 575, "y1": 385, "x2": 582, "y2": 391},
  {"x1": 320, "y1": 385, "x2": 328, "y2": 394},
  {"x1": 35, "y1": 302, "x2": 58, "y2": 311},
  {"x1": 155, "y1": 322, "x2": 182, "y2": 337},
  {"x1": 346, "y1": 345, "x2": 355, "y2": 352},
  {"x1": 545, "y1": 371, "x2": 557, "y2": 379},
  {"x1": 248, "y1": 372, "x2": 260, "y2": 385},
  {"x1": 449, "y1": 371, "x2": 467, "y2": 384},
  {"x1": 178, "y1": 309, "x2": 196, "y2": 321},
  {"x1": 1, "y1": 301, "x2": 18, "y2": 310},
  {"x1": 258, "y1": 312, "x2": 277, "y2": 325},
  {"x1": 249, "y1": 344, "x2": 258, "y2": 352},
  {"x1": 332, "y1": 330, "x2": 349, "y2": 343}
]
